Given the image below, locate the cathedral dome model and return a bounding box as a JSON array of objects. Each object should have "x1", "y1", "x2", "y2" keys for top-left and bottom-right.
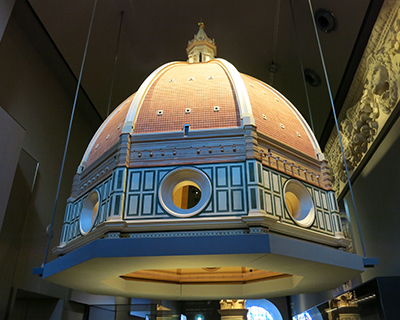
[{"x1": 43, "y1": 24, "x2": 364, "y2": 300}]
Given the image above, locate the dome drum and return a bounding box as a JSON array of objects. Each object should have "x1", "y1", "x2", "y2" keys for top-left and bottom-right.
[{"x1": 58, "y1": 158, "x2": 347, "y2": 255}]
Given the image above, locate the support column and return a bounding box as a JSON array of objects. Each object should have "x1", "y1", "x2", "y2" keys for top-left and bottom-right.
[
  {"x1": 115, "y1": 296, "x2": 131, "y2": 320},
  {"x1": 218, "y1": 300, "x2": 247, "y2": 320},
  {"x1": 156, "y1": 304, "x2": 172, "y2": 320}
]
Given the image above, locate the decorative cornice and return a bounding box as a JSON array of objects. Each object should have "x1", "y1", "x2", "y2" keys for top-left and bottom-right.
[
  {"x1": 325, "y1": 0, "x2": 400, "y2": 195},
  {"x1": 128, "y1": 131, "x2": 246, "y2": 167},
  {"x1": 220, "y1": 299, "x2": 246, "y2": 310},
  {"x1": 256, "y1": 132, "x2": 330, "y2": 189},
  {"x1": 54, "y1": 213, "x2": 349, "y2": 256}
]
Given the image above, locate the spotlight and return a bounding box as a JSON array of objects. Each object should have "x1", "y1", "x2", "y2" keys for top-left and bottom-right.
[
  {"x1": 315, "y1": 8, "x2": 337, "y2": 33},
  {"x1": 268, "y1": 63, "x2": 278, "y2": 73},
  {"x1": 304, "y1": 68, "x2": 321, "y2": 87}
]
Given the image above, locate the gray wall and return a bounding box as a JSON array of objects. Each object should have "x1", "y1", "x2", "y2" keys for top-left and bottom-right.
[
  {"x1": 0, "y1": 1, "x2": 100, "y2": 318},
  {"x1": 345, "y1": 114, "x2": 400, "y2": 281}
]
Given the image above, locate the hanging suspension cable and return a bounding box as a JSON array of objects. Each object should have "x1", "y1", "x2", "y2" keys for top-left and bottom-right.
[
  {"x1": 106, "y1": 11, "x2": 125, "y2": 117},
  {"x1": 269, "y1": 0, "x2": 281, "y2": 85},
  {"x1": 288, "y1": 0, "x2": 315, "y2": 134},
  {"x1": 307, "y1": 0, "x2": 367, "y2": 258},
  {"x1": 43, "y1": 0, "x2": 98, "y2": 265}
]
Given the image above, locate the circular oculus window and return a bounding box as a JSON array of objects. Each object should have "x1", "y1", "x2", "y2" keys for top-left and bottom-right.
[
  {"x1": 79, "y1": 190, "x2": 100, "y2": 235},
  {"x1": 159, "y1": 167, "x2": 211, "y2": 218},
  {"x1": 283, "y1": 179, "x2": 315, "y2": 227}
]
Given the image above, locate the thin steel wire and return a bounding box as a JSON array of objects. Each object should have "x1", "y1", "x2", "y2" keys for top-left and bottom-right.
[
  {"x1": 43, "y1": 0, "x2": 98, "y2": 265},
  {"x1": 288, "y1": 0, "x2": 315, "y2": 134},
  {"x1": 269, "y1": 0, "x2": 281, "y2": 85},
  {"x1": 307, "y1": 0, "x2": 367, "y2": 258},
  {"x1": 106, "y1": 11, "x2": 125, "y2": 117}
]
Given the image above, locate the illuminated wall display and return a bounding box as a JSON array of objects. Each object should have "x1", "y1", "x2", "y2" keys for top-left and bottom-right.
[
  {"x1": 247, "y1": 306, "x2": 274, "y2": 320},
  {"x1": 245, "y1": 300, "x2": 282, "y2": 320},
  {"x1": 292, "y1": 312, "x2": 312, "y2": 320}
]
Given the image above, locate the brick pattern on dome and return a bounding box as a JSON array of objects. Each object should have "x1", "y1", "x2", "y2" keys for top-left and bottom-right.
[
  {"x1": 85, "y1": 94, "x2": 135, "y2": 168},
  {"x1": 241, "y1": 74, "x2": 316, "y2": 159},
  {"x1": 134, "y1": 61, "x2": 241, "y2": 134}
]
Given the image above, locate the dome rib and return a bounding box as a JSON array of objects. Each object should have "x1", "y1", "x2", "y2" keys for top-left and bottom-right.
[
  {"x1": 242, "y1": 74, "x2": 321, "y2": 159},
  {"x1": 133, "y1": 61, "x2": 241, "y2": 133},
  {"x1": 123, "y1": 61, "x2": 179, "y2": 135},
  {"x1": 215, "y1": 58, "x2": 255, "y2": 126},
  {"x1": 79, "y1": 95, "x2": 134, "y2": 172}
]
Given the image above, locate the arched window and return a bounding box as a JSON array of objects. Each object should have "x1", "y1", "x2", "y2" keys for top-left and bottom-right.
[
  {"x1": 247, "y1": 306, "x2": 274, "y2": 320},
  {"x1": 246, "y1": 299, "x2": 283, "y2": 320}
]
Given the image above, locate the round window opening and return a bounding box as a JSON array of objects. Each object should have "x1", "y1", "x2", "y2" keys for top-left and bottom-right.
[
  {"x1": 159, "y1": 168, "x2": 211, "y2": 218},
  {"x1": 79, "y1": 190, "x2": 100, "y2": 235},
  {"x1": 172, "y1": 181, "x2": 202, "y2": 209},
  {"x1": 283, "y1": 180, "x2": 315, "y2": 227}
]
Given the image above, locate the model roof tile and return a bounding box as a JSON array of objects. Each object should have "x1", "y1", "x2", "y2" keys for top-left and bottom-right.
[
  {"x1": 134, "y1": 61, "x2": 241, "y2": 133},
  {"x1": 241, "y1": 74, "x2": 316, "y2": 158}
]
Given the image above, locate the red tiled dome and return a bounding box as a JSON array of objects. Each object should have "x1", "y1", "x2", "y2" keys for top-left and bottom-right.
[
  {"x1": 242, "y1": 74, "x2": 317, "y2": 158},
  {"x1": 80, "y1": 59, "x2": 319, "y2": 171},
  {"x1": 83, "y1": 94, "x2": 134, "y2": 169},
  {"x1": 134, "y1": 61, "x2": 240, "y2": 133}
]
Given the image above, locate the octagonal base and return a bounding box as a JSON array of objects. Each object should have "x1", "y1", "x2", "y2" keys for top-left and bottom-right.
[{"x1": 43, "y1": 232, "x2": 363, "y2": 299}]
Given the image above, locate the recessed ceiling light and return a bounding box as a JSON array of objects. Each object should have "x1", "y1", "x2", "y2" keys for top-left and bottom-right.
[
  {"x1": 304, "y1": 68, "x2": 321, "y2": 87},
  {"x1": 268, "y1": 63, "x2": 278, "y2": 73},
  {"x1": 315, "y1": 8, "x2": 337, "y2": 33}
]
